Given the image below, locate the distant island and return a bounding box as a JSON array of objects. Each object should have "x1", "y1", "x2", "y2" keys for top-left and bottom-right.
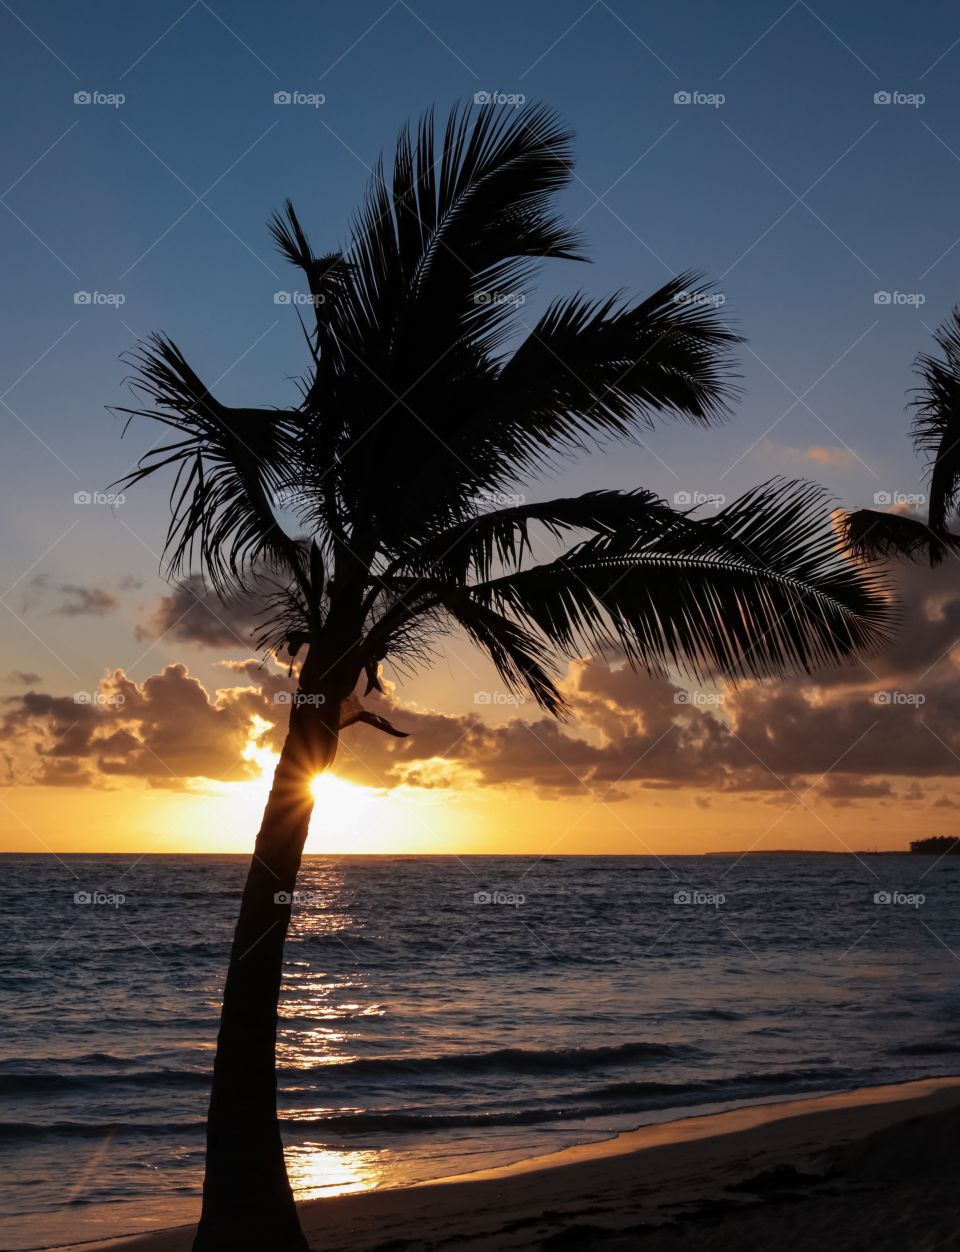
[{"x1": 910, "y1": 836, "x2": 960, "y2": 855}]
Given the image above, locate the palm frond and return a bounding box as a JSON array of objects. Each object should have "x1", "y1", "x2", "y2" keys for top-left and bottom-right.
[
  {"x1": 911, "y1": 307, "x2": 960, "y2": 531},
  {"x1": 388, "y1": 277, "x2": 740, "y2": 534},
  {"x1": 438, "y1": 596, "x2": 566, "y2": 714},
  {"x1": 463, "y1": 480, "x2": 894, "y2": 682},
  {"x1": 382, "y1": 489, "x2": 675, "y2": 586},
  {"x1": 842, "y1": 508, "x2": 956, "y2": 566},
  {"x1": 115, "y1": 335, "x2": 303, "y2": 594}
]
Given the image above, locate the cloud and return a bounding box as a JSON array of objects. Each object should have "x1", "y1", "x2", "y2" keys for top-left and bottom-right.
[
  {"x1": 0, "y1": 663, "x2": 279, "y2": 790},
  {"x1": 5, "y1": 671, "x2": 42, "y2": 686},
  {"x1": 799, "y1": 445, "x2": 858, "y2": 468},
  {"x1": 136, "y1": 576, "x2": 264, "y2": 650},
  {"x1": 5, "y1": 555, "x2": 960, "y2": 807},
  {"x1": 27, "y1": 576, "x2": 117, "y2": 617}
]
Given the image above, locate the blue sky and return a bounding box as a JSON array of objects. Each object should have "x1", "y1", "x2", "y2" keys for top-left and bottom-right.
[{"x1": 1, "y1": 0, "x2": 959, "y2": 832}]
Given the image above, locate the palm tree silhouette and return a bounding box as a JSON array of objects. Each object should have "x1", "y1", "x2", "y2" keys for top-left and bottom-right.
[
  {"x1": 117, "y1": 103, "x2": 892, "y2": 1251},
  {"x1": 847, "y1": 308, "x2": 960, "y2": 564}
]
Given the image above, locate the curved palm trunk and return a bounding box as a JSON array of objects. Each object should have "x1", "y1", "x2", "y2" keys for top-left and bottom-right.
[{"x1": 193, "y1": 698, "x2": 339, "y2": 1252}]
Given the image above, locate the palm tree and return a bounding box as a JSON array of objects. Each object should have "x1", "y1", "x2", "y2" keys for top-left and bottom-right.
[
  {"x1": 117, "y1": 103, "x2": 892, "y2": 1251},
  {"x1": 846, "y1": 309, "x2": 960, "y2": 564}
]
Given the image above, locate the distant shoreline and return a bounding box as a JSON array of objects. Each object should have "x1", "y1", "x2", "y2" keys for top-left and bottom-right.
[{"x1": 0, "y1": 848, "x2": 924, "y2": 857}]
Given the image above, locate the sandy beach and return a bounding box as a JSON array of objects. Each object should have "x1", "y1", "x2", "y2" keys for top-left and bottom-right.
[{"x1": 54, "y1": 1076, "x2": 960, "y2": 1252}]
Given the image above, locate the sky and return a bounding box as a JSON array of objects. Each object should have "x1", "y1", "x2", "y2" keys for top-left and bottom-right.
[{"x1": 2, "y1": 0, "x2": 960, "y2": 854}]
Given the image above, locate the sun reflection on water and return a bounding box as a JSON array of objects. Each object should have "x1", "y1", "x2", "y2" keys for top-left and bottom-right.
[{"x1": 284, "y1": 1142, "x2": 383, "y2": 1199}]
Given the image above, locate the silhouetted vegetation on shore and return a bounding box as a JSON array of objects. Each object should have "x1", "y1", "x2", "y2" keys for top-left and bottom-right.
[{"x1": 910, "y1": 836, "x2": 960, "y2": 855}]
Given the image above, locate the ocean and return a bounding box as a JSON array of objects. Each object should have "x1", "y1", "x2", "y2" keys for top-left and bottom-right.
[{"x1": 2, "y1": 851, "x2": 959, "y2": 1249}]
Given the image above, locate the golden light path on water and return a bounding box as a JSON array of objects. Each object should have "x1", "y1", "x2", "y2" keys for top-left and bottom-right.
[
  {"x1": 283, "y1": 1144, "x2": 383, "y2": 1200},
  {"x1": 275, "y1": 857, "x2": 392, "y2": 1196}
]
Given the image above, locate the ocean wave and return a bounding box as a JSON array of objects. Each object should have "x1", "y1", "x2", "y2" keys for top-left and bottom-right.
[
  {"x1": 0, "y1": 1070, "x2": 210, "y2": 1094},
  {"x1": 0, "y1": 1068, "x2": 856, "y2": 1143},
  {"x1": 0, "y1": 1041, "x2": 688, "y2": 1098},
  {"x1": 291, "y1": 1040, "x2": 687, "y2": 1078},
  {"x1": 892, "y1": 1039, "x2": 960, "y2": 1056}
]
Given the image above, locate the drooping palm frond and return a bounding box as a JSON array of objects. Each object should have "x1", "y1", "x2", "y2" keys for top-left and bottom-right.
[
  {"x1": 911, "y1": 307, "x2": 960, "y2": 532},
  {"x1": 114, "y1": 335, "x2": 304, "y2": 595},
  {"x1": 842, "y1": 507, "x2": 957, "y2": 566},
  {"x1": 458, "y1": 481, "x2": 894, "y2": 685},
  {"x1": 438, "y1": 596, "x2": 566, "y2": 714},
  {"x1": 381, "y1": 489, "x2": 677, "y2": 587}
]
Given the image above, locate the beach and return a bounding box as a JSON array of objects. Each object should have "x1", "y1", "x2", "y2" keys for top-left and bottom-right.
[{"x1": 55, "y1": 1077, "x2": 960, "y2": 1251}]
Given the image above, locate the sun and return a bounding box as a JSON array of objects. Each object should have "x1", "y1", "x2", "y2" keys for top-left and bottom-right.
[
  {"x1": 309, "y1": 773, "x2": 368, "y2": 818},
  {"x1": 306, "y1": 773, "x2": 390, "y2": 848}
]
